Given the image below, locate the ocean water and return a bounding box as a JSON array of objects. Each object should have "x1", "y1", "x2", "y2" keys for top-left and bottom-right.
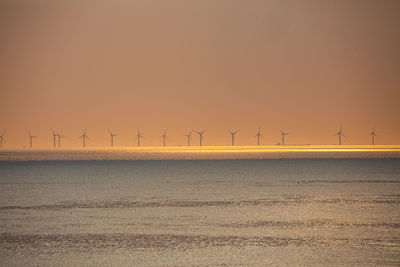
[{"x1": 0, "y1": 159, "x2": 399, "y2": 266}]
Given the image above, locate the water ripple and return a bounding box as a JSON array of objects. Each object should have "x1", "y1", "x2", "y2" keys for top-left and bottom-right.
[
  {"x1": 1, "y1": 195, "x2": 399, "y2": 211},
  {"x1": 1, "y1": 233, "x2": 399, "y2": 253},
  {"x1": 220, "y1": 220, "x2": 400, "y2": 229}
]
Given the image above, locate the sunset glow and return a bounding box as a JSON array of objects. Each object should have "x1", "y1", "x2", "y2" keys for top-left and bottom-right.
[{"x1": 0, "y1": 1, "x2": 399, "y2": 265}]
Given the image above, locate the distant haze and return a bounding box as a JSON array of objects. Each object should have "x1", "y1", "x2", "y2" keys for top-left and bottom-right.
[{"x1": 1, "y1": 0, "x2": 399, "y2": 148}]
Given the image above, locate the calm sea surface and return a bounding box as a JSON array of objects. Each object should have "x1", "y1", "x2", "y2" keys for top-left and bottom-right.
[{"x1": 0, "y1": 159, "x2": 399, "y2": 266}]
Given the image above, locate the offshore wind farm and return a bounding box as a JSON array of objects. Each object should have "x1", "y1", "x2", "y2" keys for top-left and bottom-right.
[
  {"x1": 0, "y1": 125, "x2": 396, "y2": 149},
  {"x1": 1, "y1": 125, "x2": 399, "y2": 161}
]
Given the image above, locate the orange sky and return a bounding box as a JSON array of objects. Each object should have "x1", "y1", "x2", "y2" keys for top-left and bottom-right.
[{"x1": 0, "y1": 0, "x2": 399, "y2": 148}]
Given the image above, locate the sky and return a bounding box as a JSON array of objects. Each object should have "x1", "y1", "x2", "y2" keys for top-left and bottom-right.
[{"x1": 0, "y1": 0, "x2": 399, "y2": 148}]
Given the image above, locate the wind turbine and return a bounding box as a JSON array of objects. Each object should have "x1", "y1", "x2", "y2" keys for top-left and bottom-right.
[
  {"x1": 28, "y1": 132, "x2": 37, "y2": 148},
  {"x1": 109, "y1": 129, "x2": 118, "y2": 147},
  {"x1": 50, "y1": 129, "x2": 58, "y2": 148},
  {"x1": 57, "y1": 133, "x2": 64, "y2": 148},
  {"x1": 279, "y1": 129, "x2": 288, "y2": 146},
  {"x1": 80, "y1": 129, "x2": 89, "y2": 148},
  {"x1": 369, "y1": 127, "x2": 377, "y2": 145},
  {"x1": 0, "y1": 131, "x2": 5, "y2": 149},
  {"x1": 255, "y1": 128, "x2": 263, "y2": 146},
  {"x1": 334, "y1": 125, "x2": 345, "y2": 145},
  {"x1": 161, "y1": 130, "x2": 168, "y2": 147},
  {"x1": 194, "y1": 129, "x2": 206, "y2": 146},
  {"x1": 227, "y1": 129, "x2": 239, "y2": 146},
  {"x1": 184, "y1": 131, "x2": 192, "y2": 146},
  {"x1": 137, "y1": 129, "x2": 143, "y2": 147}
]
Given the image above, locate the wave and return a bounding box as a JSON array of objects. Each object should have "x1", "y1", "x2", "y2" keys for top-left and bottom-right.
[
  {"x1": 1, "y1": 233, "x2": 399, "y2": 251},
  {"x1": 301, "y1": 180, "x2": 400, "y2": 184},
  {"x1": 1, "y1": 195, "x2": 399, "y2": 211},
  {"x1": 219, "y1": 220, "x2": 400, "y2": 229}
]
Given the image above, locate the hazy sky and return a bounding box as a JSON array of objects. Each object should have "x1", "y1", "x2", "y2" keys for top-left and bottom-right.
[{"x1": 1, "y1": 0, "x2": 399, "y2": 148}]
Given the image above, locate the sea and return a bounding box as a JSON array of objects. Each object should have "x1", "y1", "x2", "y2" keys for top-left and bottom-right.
[{"x1": 0, "y1": 158, "x2": 399, "y2": 266}]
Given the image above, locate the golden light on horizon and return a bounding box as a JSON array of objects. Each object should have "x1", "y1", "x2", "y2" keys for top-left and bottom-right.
[{"x1": 1, "y1": 145, "x2": 400, "y2": 161}]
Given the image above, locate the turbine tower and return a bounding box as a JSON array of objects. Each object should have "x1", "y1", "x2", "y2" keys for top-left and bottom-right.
[
  {"x1": 369, "y1": 127, "x2": 377, "y2": 145},
  {"x1": 28, "y1": 132, "x2": 37, "y2": 148},
  {"x1": 0, "y1": 131, "x2": 5, "y2": 149},
  {"x1": 227, "y1": 129, "x2": 239, "y2": 146},
  {"x1": 184, "y1": 131, "x2": 192, "y2": 146},
  {"x1": 137, "y1": 129, "x2": 143, "y2": 147},
  {"x1": 80, "y1": 129, "x2": 89, "y2": 148},
  {"x1": 279, "y1": 129, "x2": 288, "y2": 146},
  {"x1": 335, "y1": 125, "x2": 345, "y2": 145},
  {"x1": 57, "y1": 133, "x2": 64, "y2": 148},
  {"x1": 161, "y1": 130, "x2": 168, "y2": 147},
  {"x1": 255, "y1": 128, "x2": 263, "y2": 146},
  {"x1": 109, "y1": 129, "x2": 118, "y2": 147},
  {"x1": 194, "y1": 129, "x2": 206, "y2": 146},
  {"x1": 51, "y1": 129, "x2": 58, "y2": 148}
]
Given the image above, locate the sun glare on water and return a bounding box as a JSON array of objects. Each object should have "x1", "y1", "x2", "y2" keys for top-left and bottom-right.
[{"x1": 1, "y1": 145, "x2": 400, "y2": 161}]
